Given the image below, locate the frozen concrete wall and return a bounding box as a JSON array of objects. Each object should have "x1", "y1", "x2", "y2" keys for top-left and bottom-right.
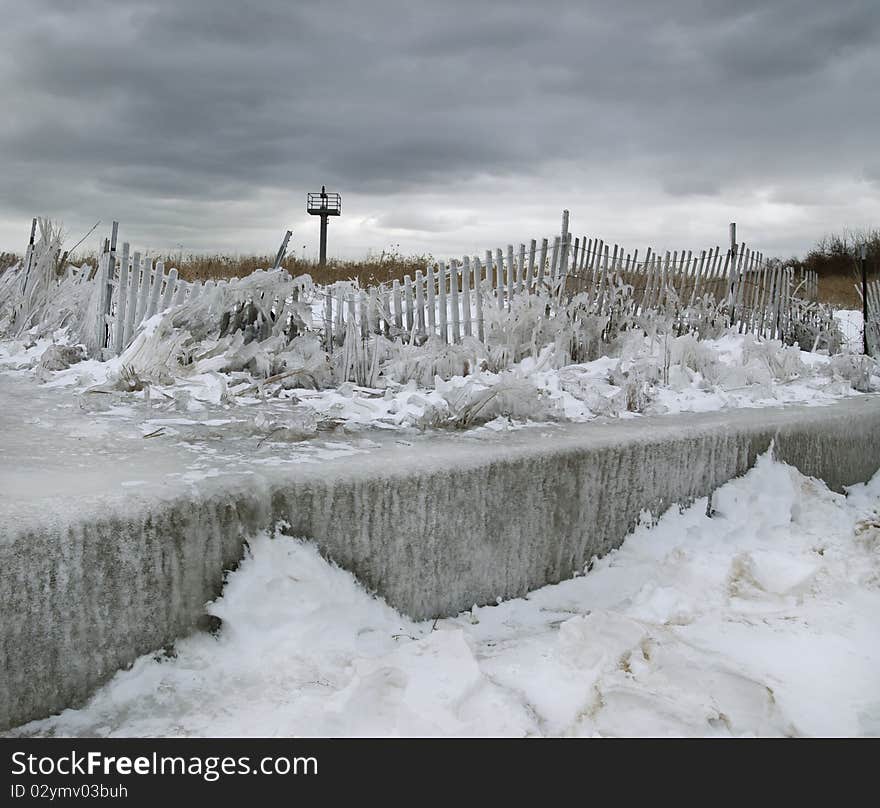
[{"x1": 2, "y1": 396, "x2": 879, "y2": 730}]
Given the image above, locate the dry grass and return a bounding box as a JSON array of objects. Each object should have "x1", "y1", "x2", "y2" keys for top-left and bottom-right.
[
  {"x1": 817, "y1": 273, "x2": 863, "y2": 308},
  {"x1": 778, "y1": 227, "x2": 878, "y2": 309},
  {"x1": 64, "y1": 251, "x2": 434, "y2": 287}
]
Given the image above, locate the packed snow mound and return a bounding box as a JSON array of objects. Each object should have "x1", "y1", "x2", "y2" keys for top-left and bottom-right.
[{"x1": 12, "y1": 454, "x2": 880, "y2": 738}]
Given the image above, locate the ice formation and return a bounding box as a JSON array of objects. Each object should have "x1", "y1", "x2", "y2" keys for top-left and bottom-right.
[{"x1": 2, "y1": 221, "x2": 872, "y2": 434}]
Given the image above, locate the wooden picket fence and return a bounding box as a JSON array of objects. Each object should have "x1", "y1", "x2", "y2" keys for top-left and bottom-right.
[
  {"x1": 862, "y1": 278, "x2": 880, "y2": 355},
  {"x1": 93, "y1": 213, "x2": 830, "y2": 356},
  {"x1": 94, "y1": 222, "x2": 233, "y2": 354},
  {"x1": 316, "y1": 214, "x2": 824, "y2": 350}
]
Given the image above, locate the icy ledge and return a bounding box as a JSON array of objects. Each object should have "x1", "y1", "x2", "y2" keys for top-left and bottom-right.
[{"x1": 1, "y1": 395, "x2": 879, "y2": 730}]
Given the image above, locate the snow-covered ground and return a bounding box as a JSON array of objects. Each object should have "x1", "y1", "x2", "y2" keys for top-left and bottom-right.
[
  {"x1": 11, "y1": 453, "x2": 879, "y2": 738},
  {"x1": 1, "y1": 316, "x2": 876, "y2": 436}
]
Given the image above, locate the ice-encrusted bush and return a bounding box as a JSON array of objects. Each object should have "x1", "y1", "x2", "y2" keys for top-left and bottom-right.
[
  {"x1": 741, "y1": 336, "x2": 806, "y2": 382},
  {"x1": 0, "y1": 220, "x2": 100, "y2": 352},
  {"x1": 557, "y1": 365, "x2": 626, "y2": 416},
  {"x1": 416, "y1": 372, "x2": 562, "y2": 428},
  {"x1": 825, "y1": 354, "x2": 877, "y2": 393},
  {"x1": 383, "y1": 336, "x2": 481, "y2": 386},
  {"x1": 668, "y1": 334, "x2": 719, "y2": 379},
  {"x1": 253, "y1": 407, "x2": 320, "y2": 442},
  {"x1": 116, "y1": 316, "x2": 195, "y2": 384},
  {"x1": 482, "y1": 291, "x2": 563, "y2": 371},
  {"x1": 271, "y1": 334, "x2": 334, "y2": 390},
  {"x1": 170, "y1": 269, "x2": 313, "y2": 344},
  {"x1": 786, "y1": 298, "x2": 842, "y2": 353},
  {"x1": 610, "y1": 356, "x2": 662, "y2": 413}
]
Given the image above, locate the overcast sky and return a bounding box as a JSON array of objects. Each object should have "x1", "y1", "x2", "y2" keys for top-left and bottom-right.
[{"x1": 1, "y1": 0, "x2": 878, "y2": 261}]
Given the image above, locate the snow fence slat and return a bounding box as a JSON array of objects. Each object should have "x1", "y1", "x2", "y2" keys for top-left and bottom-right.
[
  {"x1": 526, "y1": 239, "x2": 536, "y2": 292},
  {"x1": 537, "y1": 238, "x2": 548, "y2": 289},
  {"x1": 407, "y1": 276, "x2": 419, "y2": 336},
  {"x1": 392, "y1": 279, "x2": 402, "y2": 332},
  {"x1": 160, "y1": 268, "x2": 178, "y2": 314},
  {"x1": 495, "y1": 248, "x2": 504, "y2": 309},
  {"x1": 450, "y1": 262, "x2": 460, "y2": 344},
  {"x1": 123, "y1": 251, "x2": 141, "y2": 348},
  {"x1": 461, "y1": 256, "x2": 472, "y2": 338},
  {"x1": 145, "y1": 261, "x2": 164, "y2": 321},
  {"x1": 404, "y1": 274, "x2": 414, "y2": 336},
  {"x1": 172, "y1": 278, "x2": 188, "y2": 307},
  {"x1": 111, "y1": 242, "x2": 130, "y2": 355},
  {"x1": 506, "y1": 244, "x2": 515, "y2": 310},
  {"x1": 474, "y1": 257, "x2": 484, "y2": 342},
  {"x1": 438, "y1": 261, "x2": 447, "y2": 343},
  {"x1": 323, "y1": 284, "x2": 333, "y2": 348}
]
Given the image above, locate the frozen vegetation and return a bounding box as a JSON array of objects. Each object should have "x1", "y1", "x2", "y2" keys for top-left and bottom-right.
[
  {"x1": 0, "y1": 319, "x2": 877, "y2": 438},
  {"x1": 10, "y1": 453, "x2": 880, "y2": 738},
  {"x1": 1, "y1": 222, "x2": 875, "y2": 435}
]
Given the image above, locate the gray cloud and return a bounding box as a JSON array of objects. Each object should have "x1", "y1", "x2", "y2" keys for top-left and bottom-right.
[{"x1": 0, "y1": 0, "x2": 877, "y2": 257}]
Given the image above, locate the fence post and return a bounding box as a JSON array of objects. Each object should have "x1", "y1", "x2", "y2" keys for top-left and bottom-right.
[
  {"x1": 22, "y1": 218, "x2": 37, "y2": 290},
  {"x1": 102, "y1": 221, "x2": 118, "y2": 349}
]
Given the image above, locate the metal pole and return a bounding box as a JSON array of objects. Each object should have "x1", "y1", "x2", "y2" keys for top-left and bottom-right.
[
  {"x1": 861, "y1": 244, "x2": 869, "y2": 356},
  {"x1": 319, "y1": 215, "x2": 328, "y2": 267},
  {"x1": 729, "y1": 222, "x2": 737, "y2": 313},
  {"x1": 274, "y1": 230, "x2": 292, "y2": 269}
]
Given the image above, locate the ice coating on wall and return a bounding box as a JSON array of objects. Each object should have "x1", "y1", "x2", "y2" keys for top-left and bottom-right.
[{"x1": 2, "y1": 395, "x2": 880, "y2": 730}]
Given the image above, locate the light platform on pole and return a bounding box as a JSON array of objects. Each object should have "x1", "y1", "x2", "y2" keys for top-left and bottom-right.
[{"x1": 307, "y1": 187, "x2": 342, "y2": 267}]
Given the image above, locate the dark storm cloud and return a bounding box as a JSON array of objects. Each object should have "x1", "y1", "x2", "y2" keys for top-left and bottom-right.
[{"x1": 1, "y1": 0, "x2": 878, "y2": 254}]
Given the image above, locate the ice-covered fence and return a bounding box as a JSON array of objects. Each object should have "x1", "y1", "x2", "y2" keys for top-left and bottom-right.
[
  {"x1": 94, "y1": 229, "x2": 205, "y2": 355},
  {"x1": 318, "y1": 219, "x2": 831, "y2": 352},
  {"x1": 4, "y1": 214, "x2": 834, "y2": 361}
]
